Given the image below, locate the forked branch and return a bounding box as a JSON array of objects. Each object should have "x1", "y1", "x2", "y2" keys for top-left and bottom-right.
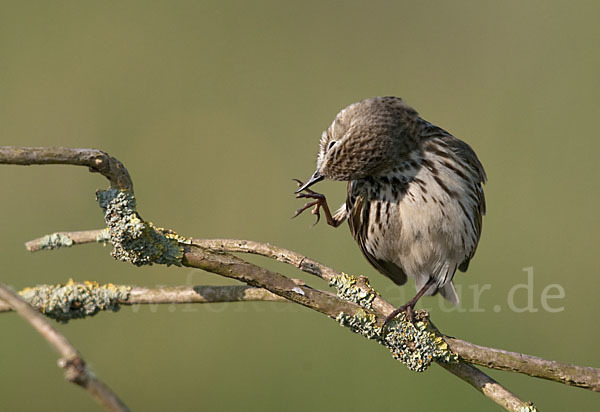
[{"x1": 3, "y1": 146, "x2": 599, "y2": 411}]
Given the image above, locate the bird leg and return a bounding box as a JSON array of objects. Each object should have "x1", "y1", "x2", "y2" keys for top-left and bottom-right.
[
  {"x1": 292, "y1": 179, "x2": 343, "y2": 227},
  {"x1": 382, "y1": 277, "x2": 437, "y2": 329}
]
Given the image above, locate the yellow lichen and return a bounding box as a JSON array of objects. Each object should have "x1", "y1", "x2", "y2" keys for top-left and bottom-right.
[{"x1": 329, "y1": 273, "x2": 376, "y2": 309}]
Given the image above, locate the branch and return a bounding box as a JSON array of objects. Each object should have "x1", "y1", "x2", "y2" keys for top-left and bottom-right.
[
  {"x1": 182, "y1": 245, "x2": 371, "y2": 321},
  {"x1": 0, "y1": 283, "x2": 130, "y2": 412},
  {"x1": 25, "y1": 235, "x2": 396, "y2": 315},
  {"x1": 190, "y1": 238, "x2": 340, "y2": 280},
  {"x1": 0, "y1": 283, "x2": 287, "y2": 315},
  {"x1": 127, "y1": 284, "x2": 287, "y2": 305},
  {"x1": 190, "y1": 238, "x2": 600, "y2": 392},
  {"x1": 439, "y1": 362, "x2": 536, "y2": 411},
  {"x1": 0, "y1": 144, "x2": 539, "y2": 412},
  {"x1": 25, "y1": 229, "x2": 110, "y2": 252},
  {"x1": 178, "y1": 243, "x2": 535, "y2": 410},
  {"x1": 18, "y1": 242, "x2": 532, "y2": 409},
  {"x1": 13, "y1": 146, "x2": 598, "y2": 410},
  {"x1": 0, "y1": 282, "x2": 548, "y2": 412},
  {"x1": 0, "y1": 146, "x2": 133, "y2": 190},
  {"x1": 5, "y1": 275, "x2": 596, "y2": 394},
  {"x1": 445, "y1": 337, "x2": 600, "y2": 392},
  {"x1": 190, "y1": 239, "x2": 396, "y2": 315}
]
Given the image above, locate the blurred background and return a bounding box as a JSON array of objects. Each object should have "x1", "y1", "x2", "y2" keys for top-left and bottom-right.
[{"x1": 1, "y1": 1, "x2": 599, "y2": 410}]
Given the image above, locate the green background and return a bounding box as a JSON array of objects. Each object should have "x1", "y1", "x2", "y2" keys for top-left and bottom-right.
[{"x1": 1, "y1": 1, "x2": 599, "y2": 410}]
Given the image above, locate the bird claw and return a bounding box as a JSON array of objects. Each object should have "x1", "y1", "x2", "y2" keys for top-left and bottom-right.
[
  {"x1": 381, "y1": 303, "x2": 415, "y2": 332},
  {"x1": 311, "y1": 206, "x2": 321, "y2": 225},
  {"x1": 292, "y1": 178, "x2": 326, "y2": 225}
]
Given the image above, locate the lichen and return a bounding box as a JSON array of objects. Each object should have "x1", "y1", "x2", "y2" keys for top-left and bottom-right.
[
  {"x1": 381, "y1": 311, "x2": 458, "y2": 371},
  {"x1": 18, "y1": 279, "x2": 131, "y2": 323},
  {"x1": 329, "y1": 273, "x2": 376, "y2": 309},
  {"x1": 35, "y1": 229, "x2": 111, "y2": 250},
  {"x1": 95, "y1": 228, "x2": 111, "y2": 243},
  {"x1": 37, "y1": 233, "x2": 74, "y2": 250},
  {"x1": 519, "y1": 404, "x2": 538, "y2": 412},
  {"x1": 337, "y1": 309, "x2": 381, "y2": 340},
  {"x1": 334, "y1": 286, "x2": 457, "y2": 372},
  {"x1": 96, "y1": 188, "x2": 190, "y2": 266}
]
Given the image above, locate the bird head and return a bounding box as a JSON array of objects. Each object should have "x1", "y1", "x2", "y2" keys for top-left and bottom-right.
[{"x1": 296, "y1": 96, "x2": 420, "y2": 193}]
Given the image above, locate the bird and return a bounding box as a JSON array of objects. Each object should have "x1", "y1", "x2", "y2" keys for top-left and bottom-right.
[{"x1": 293, "y1": 96, "x2": 486, "y2": 326}]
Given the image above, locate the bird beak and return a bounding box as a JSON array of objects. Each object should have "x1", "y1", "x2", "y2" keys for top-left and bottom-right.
[{"x1": 295, "y1": 171, "x2": 324, "y2": 193}]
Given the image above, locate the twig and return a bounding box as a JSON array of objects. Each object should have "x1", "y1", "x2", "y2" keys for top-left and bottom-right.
[
  {"x1": 127, "y1": 284, "x2": 287, "y2": 304},
  {"x1": 0, "y1": 283, "x2": 130, "y2": 412},
  {"x1": 181, "y1": 245, "x2": 372, "y2": 321},
  {"x1": 446, "y1": 337, "x2": 600, "y2": 392},
  {"x1": 439, "y1": 362, "x2": 536, "y2": 411},
  {"x1": 32, "y1": 236, "x2": 395, "y2": 315},
  {"x1": 0, "y1": 284, "x2": 288, "y2": 314},
  {"x1": 0, "y1": 146, "x2": 133, "y2": 190},
  {"x1": 190, "y1": 238, "x2": 340, "y2": 280},
  {"x1": 190, "y1": 238, "x2": 398, "y2": 314},
  {"x1": 25, "y1": 229, "x2": 110, "y2": 252}
]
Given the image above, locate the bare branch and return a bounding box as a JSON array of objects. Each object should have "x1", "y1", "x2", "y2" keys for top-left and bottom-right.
[
  {"x1": 0, "y1": 283, "x2": 130, "y2": 412},
  {"x1": 0, "y1": 146, "x2": 133, "y2": 190},
  {"x1": 439, "y1": 362, "x2": 536, "y2": 412},
  {"x1": 190, "y1": 238, "x2": 339, "y2": 280},
  {"x1": 181, "y1": 245, "x2": 370, "y2": 321},
  {"x1": 189, "y1": 238, "x2": 398, "y2": 315},
  {"x1": 127, "y1": 284, "x2": 287, "y2": 305},
  {"x1": 446, "y1": 337, "x2": 600, "y2": 392}
]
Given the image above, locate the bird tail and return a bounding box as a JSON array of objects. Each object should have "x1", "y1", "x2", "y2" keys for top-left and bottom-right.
[{"x1": 439, "y1": 282, "x2": 459, "y2": 306}]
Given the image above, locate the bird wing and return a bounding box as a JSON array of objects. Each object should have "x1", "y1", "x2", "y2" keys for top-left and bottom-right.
[
  {"x1": 347, "y1": 185, "x2": 408, "y2": 285},
  {"x1": 447, "y1": 136, "x2": 486, "y2": 272},
  {"x1": 421, "y1": 122, "x2": 487, "y2": 272}
]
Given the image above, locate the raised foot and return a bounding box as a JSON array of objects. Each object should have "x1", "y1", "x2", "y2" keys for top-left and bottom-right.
[{"x1": 292, "y1": 178, "x2": 328, "y2": 225}]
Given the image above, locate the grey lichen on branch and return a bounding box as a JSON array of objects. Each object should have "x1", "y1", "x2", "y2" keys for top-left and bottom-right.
[
  {"x1": 381, "y1": 311, "x2": 458, "y2": 371},
  {"x1": 18, "y1": 280, "x2": 131, "y2": 323},
  {"x1": 97, "y1": 188, "x2": 190, "y2": 266},
  {"x1": 336, "y1": 310, "x2": 457, "y2": 372},
  {"x1": 331, "y1": 272, "x2": 457, "y2": 372},
  {"x1": 0, "y1": 283, "x2": 288, "y2": 317},
  {"x1": 36, "y1": 233, "x2": 74, "y2": 249},
  {"x1": 26, "y1": 229, "x2": 111, "y2": 251}
]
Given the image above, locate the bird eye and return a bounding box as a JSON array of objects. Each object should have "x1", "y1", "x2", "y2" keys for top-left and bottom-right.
[{"x1": 327, "y1": 141, "x2": 336, "y2": 151}]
